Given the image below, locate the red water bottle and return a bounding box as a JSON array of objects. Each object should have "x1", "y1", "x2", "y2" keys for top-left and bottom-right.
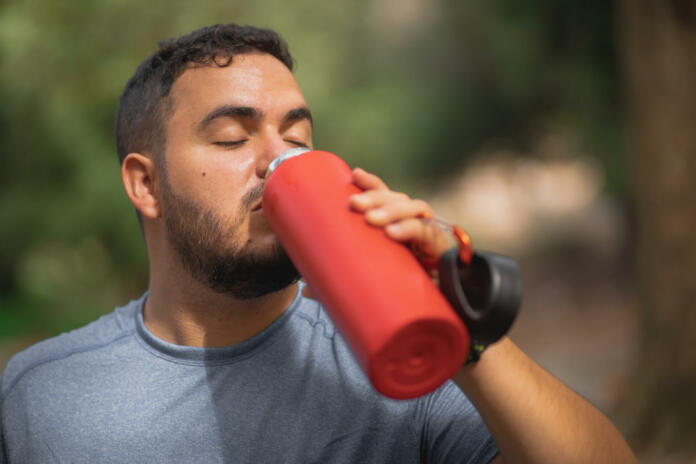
[{"x1": 262, "y1": 148, "x2": 469, "y2": 399}]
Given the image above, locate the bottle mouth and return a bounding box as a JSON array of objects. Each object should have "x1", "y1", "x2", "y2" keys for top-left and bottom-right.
[{"x1": 265, "y1": 147, "x2": 312, "y2": 178}]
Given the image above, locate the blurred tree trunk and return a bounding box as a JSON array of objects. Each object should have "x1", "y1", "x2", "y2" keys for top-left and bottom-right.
[{"x1": 617, "y1": 0, "x2": 696, "y2": 453}]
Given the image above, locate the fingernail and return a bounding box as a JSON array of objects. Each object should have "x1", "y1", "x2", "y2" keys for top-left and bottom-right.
[
  {"x1": 386, "y1": 223, "x2": 401, "y2": 233},
  {"x1": 367, "y1": 209, "x2": 386, "y2": 221},
  {"x1": 350, "y1": 194, "x2": 364, "y2": 203}
]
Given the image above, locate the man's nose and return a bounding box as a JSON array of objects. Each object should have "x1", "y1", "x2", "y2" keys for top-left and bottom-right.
[{"x1": 255, "y1": 134, "x2": 289, "y2": 179}]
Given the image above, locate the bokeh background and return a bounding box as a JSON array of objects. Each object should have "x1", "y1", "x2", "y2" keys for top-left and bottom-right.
[{"x1": 1, "y1": 0, "x2": 694, "y2": 461}]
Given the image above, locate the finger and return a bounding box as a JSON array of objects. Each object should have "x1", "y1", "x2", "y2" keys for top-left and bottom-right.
[
  {"x1": 352, "y1": 167, "x2": 389, "y2": 191},
  {"x1": 384, "y1": 218, "x2": 435, "y2": 241},
  {"x1": 385, "y1": 218, "x2": 452, "y2": 258},
  {"x1": 364, "y1": 198, "x2": 432, "y2": 227},
  {"x1": 349, "y1": 189, "x2": 409, "y2": 212}
]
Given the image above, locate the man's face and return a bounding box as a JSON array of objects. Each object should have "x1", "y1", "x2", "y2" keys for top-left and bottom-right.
[{"x1": 158, "y1": 52, "x2": 313, "y2": 298}]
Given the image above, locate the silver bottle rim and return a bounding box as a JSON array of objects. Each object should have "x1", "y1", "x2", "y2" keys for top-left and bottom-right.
[{"x1": 265, "y1": 147, "x2": 312, "y2": 178}]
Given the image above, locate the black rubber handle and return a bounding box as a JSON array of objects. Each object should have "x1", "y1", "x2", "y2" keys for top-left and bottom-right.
[{"x1": 438, "y1": 249, "x2": 522, "y2": 345}]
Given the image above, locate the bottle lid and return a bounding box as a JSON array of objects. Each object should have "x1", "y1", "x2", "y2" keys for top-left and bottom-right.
[{"x1": 265, "y1": 147, "x2": 312, "y2": 179}]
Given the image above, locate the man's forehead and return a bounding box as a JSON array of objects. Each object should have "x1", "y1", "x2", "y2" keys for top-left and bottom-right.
[
  {"x1": 171, "y1": 53, "x2": 301, "y2": 102},
  {"x1": 165, "y1": 53, "x2": 306, "y2": 131}
]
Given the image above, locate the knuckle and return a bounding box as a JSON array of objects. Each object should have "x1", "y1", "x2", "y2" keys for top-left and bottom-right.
[{"x1": 407, "y1": 217, "x2": 425, "y2": 232}]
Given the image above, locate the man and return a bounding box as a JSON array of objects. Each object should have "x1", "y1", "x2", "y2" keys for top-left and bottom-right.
[{"x1": 0, "y1": 24, "x2": 636, "y2": 463}]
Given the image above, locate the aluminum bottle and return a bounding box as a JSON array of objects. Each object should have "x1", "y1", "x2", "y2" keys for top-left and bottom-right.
[{"x1": 262, "y1": 148, "x2": 469, "y2": 399}]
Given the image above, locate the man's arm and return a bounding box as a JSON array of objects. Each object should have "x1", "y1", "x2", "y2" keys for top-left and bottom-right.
[
  {"x1": 454, "y1": 337, "x2": 636, "y2": 464},
  {"x1": 348, "y1": 167, "x2": 637, "y2": 464}
]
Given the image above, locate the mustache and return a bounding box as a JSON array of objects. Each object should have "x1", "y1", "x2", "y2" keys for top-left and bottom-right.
[{"x1": 242, "y1": 182, "x2": 265, "y2": 211}]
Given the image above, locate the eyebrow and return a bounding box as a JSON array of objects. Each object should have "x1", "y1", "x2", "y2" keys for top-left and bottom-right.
[
  {"x1": 198, "y1": 105, "x2": 261, "y2": 130},
  {"x1": 198, "y1": 105, "x2": 313, "y2": 131},
  {"x1": 282, "y1": 107, "x2": 313, "y2": 128}
]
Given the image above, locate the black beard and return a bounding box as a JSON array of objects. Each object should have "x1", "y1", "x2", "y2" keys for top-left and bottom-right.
[{"x1": 159, "y1": 175, "x2": 299, "y2": 299}]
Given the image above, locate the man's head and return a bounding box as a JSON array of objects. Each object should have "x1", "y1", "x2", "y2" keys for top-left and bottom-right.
[
  {"x1": 116, "y1": 24, "x2": 313, "y2": 299},
  {"x1": 115, "y1": 23, "x2": 295, "y2": 163}
]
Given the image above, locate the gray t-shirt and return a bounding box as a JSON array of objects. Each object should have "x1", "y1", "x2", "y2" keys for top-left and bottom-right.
[{"x1": 1, "y1": 289, "x2": 498, "y2": 463}]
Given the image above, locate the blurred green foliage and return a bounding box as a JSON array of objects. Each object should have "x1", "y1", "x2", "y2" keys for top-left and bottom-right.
[{"x1": 0, "y1": 0, "x2": 622, "y2": 338}]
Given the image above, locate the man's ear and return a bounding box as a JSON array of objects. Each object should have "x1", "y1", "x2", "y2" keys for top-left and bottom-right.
[{"x1": 121, "y1": 152, "x2": 161, "y2": 219}]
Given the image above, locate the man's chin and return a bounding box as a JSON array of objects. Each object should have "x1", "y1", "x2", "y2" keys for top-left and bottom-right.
[
  {"x1": 207, "y1": 234, "x2": 299, "y2": 300},
  {"x1": 244, "y1": 231, "x2": 285, "y2": 259},
  {"x1": 163, "y1": 193, "x2": 298, "y2": 298}
]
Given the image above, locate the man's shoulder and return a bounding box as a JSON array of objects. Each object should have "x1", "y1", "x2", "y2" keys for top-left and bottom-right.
[{"x1": 1, "y1": 294, "x2": 144, "y2": 399}]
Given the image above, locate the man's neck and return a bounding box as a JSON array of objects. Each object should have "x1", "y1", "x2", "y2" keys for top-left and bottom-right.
[{"x1": 144, "y1": 264, "x2": 299, "y2": 348}]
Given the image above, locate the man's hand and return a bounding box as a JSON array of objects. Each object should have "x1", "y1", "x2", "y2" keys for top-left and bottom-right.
[
  {"x1": 302, "y1": 167, "x2": 449, "y2": 301},
  {"x1": 348, "y1": 167, "x2": 451, "y2": 264}
]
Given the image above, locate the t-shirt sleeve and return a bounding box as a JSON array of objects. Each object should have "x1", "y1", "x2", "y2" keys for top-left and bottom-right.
[{"x1": 416, "y1": 380, "x2": 499, "y2": 464}]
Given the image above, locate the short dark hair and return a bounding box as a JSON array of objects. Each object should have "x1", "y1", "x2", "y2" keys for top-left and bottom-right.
[{"x1": 114, "y1": 24, "x2": 294, "y2": 164}]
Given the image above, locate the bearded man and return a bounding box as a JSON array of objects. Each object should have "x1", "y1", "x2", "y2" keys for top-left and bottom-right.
[{"x1": 0, "y1": 24, "x2": 636, "y2": 464}]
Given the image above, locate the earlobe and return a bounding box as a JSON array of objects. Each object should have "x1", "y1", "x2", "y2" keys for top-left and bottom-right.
[{"x1": 121, "y1": 153, "x2": 161, "y2": 219}]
